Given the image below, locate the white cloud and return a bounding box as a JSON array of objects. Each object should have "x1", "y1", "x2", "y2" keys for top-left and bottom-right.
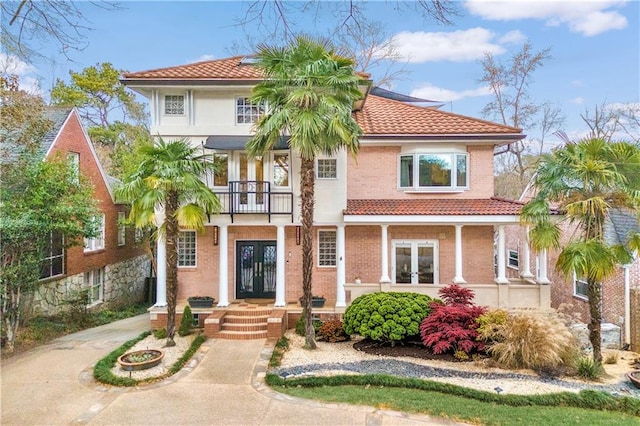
[
  {"x1": 410, "y1": 83, "x2": 493, "y2": 102},
  {"x1": 189, "y1": 54, "x2": 215, "y2": 63},
  {"x1": 498, "y1": 30, "x2": 526, "y2": 45},
  {"x1": 571, "y1": 97, "x2": 585, "y2": 104},
  {"x1": 382, "y1": 28, "x2": 505, "y2": 63},
  {"x1": 0, "y1": 53, "x2": 42, "y2": 94},
  {"x1": 465, "y1": 0, "x2": 628, "y2": 37},
  {"x1": 570, "y1": 80, "x2": 584, "y2": 87}
]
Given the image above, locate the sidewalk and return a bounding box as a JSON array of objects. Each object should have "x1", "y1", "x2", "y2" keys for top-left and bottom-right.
[{"x1": 1, "y1": 315, "x2": 464, "y2": 425}]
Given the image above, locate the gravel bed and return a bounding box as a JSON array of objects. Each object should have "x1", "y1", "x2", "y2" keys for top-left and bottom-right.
[{"x1": 273, "y1": 332, "x2": 640, "y2": 398}]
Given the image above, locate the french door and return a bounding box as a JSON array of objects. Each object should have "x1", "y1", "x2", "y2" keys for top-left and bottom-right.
[
  {"x1": 392, "y1": 240, "x2": 438, "y2": 284},
  {"x1": 236, "y1": 241, "x2": 276, "y2": 299},
  {"x1": 236, "y1": 153, "x2": 266, "y2": 212}
]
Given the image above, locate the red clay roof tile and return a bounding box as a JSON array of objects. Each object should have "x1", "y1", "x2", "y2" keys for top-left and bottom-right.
[
  {"x1": 344, "y1": 198, "x2": 525, "y2": 216},
  {"x1": 122, "y1": 56, "x2": 263, "y2": 80}
]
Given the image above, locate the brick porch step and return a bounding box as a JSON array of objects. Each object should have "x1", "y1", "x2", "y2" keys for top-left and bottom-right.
[
  {"x1": 216, "y1": 330, "x2": 269, "y2": 340},
  {"x1": 207, "y1": 308, "x2": 273, "y2": 340}
]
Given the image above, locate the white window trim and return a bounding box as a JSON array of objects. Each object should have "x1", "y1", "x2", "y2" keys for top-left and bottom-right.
[
  {"x1": 272, "y1": 151, "x2": 291, "y2": 189},
  {"x1": 67, "y1": 151, "x2": 80, "y2": 184},
  {"x1": 391, "y1": 239, "x2": 439, "y2": 285},
  {"x1": 163, "y1": 94, "x2": 185, "y2": 116},
  {"x1": 178, "y1": 230, "x2": 197, "y2": 268},
  {"x1": 211, "y1": 151, "x2": 230, "y2": 189},
  {"x1": 117, "y1": 212, "x2": 126, "y2": 246},
  {"x1": 316, "y1": 158, "x2": 338, "y2": 180},
  {"x1": 507, "y1": 249, "x2": 519, "y2": 270},
  {"x1": 84, "y1": 214, "x2": 105, "y2": 252},
  {"x1": 40, "y1": 232, "x2": 65, "y2": 280},
  {"x1": 397, "y1": 152, "x2": 469, "y2": 192},
  {"x1": 317, "y1": 229, "x2": 337, "y2": 268},
  {"x1": 235, "y1": 96, "x2": 265, "y2": 125},
  {"x1": 85, "y1": 267, "x2": 104, "y2": 306},
  {"x1": 573, "y1": 274, "x2": 589, "y2": 300}
]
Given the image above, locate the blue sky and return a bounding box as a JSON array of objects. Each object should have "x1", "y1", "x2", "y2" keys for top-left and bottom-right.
[{"x1": 5, "y1": 0, "x2": 639, "y2": 143}]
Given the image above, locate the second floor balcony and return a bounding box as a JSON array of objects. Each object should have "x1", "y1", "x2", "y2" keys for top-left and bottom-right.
[{"x1": 214, "y1": 181, "x2": 294, "y2": 223}]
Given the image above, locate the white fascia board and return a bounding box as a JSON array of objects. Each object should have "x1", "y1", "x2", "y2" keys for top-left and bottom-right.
[{"x1": 343, "y1": 214, "x2": 521, "y2": 225}]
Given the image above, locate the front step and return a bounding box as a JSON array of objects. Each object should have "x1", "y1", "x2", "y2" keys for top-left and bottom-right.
[{"x1": 207, "y1": 308, "x2": 273, "y2": 340}]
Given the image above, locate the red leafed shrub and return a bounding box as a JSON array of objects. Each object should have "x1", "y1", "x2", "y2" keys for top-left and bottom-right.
[
  {"x1": 419, "y1": 284, "x2": 487, "y2": 355},
  {"x1": 317, "y1": 319, "x2": 350, "y2": 343}
]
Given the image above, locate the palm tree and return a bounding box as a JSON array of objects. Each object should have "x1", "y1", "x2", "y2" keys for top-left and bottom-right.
[
  {"x1": 116, "y1": 138, "x2": 221, "y2": 346},
  {"x1": 521, "y1": 138, "x2": 640, "y2": 365},
  {"x1": 246, "y1": 36, "x2": 365, "y2": 349}
]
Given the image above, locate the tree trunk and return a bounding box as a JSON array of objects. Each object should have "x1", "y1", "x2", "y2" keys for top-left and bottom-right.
[
  {"x1": 164, "y1": 190, "x2": 179, "y2": 347},
  {"x1": 587, "y1": 279, "x2": 603, "y2": 365},
  {"x1": 300, "y1": 157, "x2": 316, "y2": 350}
]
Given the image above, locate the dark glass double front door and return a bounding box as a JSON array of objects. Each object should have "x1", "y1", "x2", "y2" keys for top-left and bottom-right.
[{"x1": 236, "y1": 241, "x2": 276, "y2": 299}]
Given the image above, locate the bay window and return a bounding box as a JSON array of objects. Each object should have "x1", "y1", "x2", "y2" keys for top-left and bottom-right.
[{"x1": 399, "y1": 153, "x2": 468, "y2": 190}]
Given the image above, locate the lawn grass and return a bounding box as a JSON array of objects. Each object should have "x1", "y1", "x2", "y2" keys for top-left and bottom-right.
[{"x1": 267, "y1": 374, "x2": 640, "y2": 425}]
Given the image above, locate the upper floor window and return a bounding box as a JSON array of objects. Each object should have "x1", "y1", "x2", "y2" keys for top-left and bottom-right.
[
  {"x1": 117, "y1": 212, "x2": 126, "y2": 246},
  {"x1": 164, "y1": 95, "x2": 185, "y2": 115},
  {"x1": 399, "y1": 153, "x2": 468, "y2": 191},
  {"x1": 178, "y1": 230, "x2": 197, "y2": 267},
  {"x1": 84, "y1": 214, "x2": 105, "y2": 252},
  {"x1": 317, "y1": 158, "x2": 337, "y2": 179},
  {"x1": 318, "y1": 230, "x2": 337, "y2": 267},
  {"x1": 67, "y1": 152, "x2": 80, "y2": 183},
  {"x1": 273, "y1": 153, "x2": 290, "y2": 187},
  {"x1": 212, "y1": 153, "x2": 229, "y2": 187},
  {"x1": 40, "y1": 232, "x2": 64, "y2": 280},
  {"x1": 236, "y1": 97, "x2": 265, "y2": 124}
]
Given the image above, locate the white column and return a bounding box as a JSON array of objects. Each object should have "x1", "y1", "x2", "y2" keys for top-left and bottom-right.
[
  {"x1": 275, "y1": 225, "x2": 286, "y2": 307},
  {"x1": 496, "y1": 225, "x2": 509, "y2": 284},
  {"x1": 453, "y1": 224, "x2": 466, "y2": 283},
  {"x1": 336, "y1": 224, "x2": 346, "y2": 307},
  {"x1": 520, "y1": 225, "x2": 534, "y2": 279},
  {"x1": 537, "y1": 248, "x2": 551, "y2": 284},
  {"x1": 380, "y1": 224, "x2": 391, "y2": 283},
  {"x1": 155, "y1": 234, "x2": 167, "y2": 306},
  {"x1": 217, "y1": 225, "x2": 230, "y2": 307},
  {"x1": 624, "y1": 264, "x2": 631, "y2": 346}
]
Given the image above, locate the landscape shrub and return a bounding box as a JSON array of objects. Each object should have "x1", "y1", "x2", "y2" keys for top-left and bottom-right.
[
  {"x1": 295, "y1": 313, "x2": 322, "y2": 336},
  {"x1": 475, "y1": 309, "x2": 508, "y2": 343},
  {"x1": 343, "y1": 292, "x2": 433, "y2": 345},
  {"x1": 419, "y1": 285, "x2": 486, "y2": 356},
  {"x1": 316, "y1": 318, "x2": 350, "y2": 343},
  {"x1": 178, "y1": 306, "x2": 193, "y2": 336},
  {"x1": 154, "y1": 328, "x2": 167, "y2": 339},
  {"x1": 576, "y1": 356, "x2": 603, "y2": 380},
  {"x1": 485, "y1": 312, "x2": 577, "y2": 372}
]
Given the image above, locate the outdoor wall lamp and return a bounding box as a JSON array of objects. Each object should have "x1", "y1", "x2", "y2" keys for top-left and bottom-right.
[{"x1": 213, "y1": 225, "x2": 219, "y2": 246}]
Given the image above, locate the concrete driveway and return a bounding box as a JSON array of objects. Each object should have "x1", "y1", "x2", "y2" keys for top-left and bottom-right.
[{"x1": 1, "y1": 314, "x2": 462, "y2": 425}]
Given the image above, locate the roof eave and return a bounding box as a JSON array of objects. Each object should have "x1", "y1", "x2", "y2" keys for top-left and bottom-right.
[
  {"x1": 360, "y1": 133, "x2": 526, "y2": 145},
  {"x1": 120, "y1": 78, "x2": 261, "y2": 86}
]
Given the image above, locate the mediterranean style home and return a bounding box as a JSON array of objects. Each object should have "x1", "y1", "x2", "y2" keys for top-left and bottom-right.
[
  {"x1": 121, "y1": 56, "x2": 555, "y2": 339},
  {"x1": 30, "y1": 107, "x2": 150, "y2": 315}
]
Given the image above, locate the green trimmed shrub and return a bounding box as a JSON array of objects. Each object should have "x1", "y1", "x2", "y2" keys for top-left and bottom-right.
[
  {"x1": 343, "y1": 292, "x2": 434, "y2": 345},
  {"x1": 154, "y1": 328, "x2": 167, "y2": 339},
  {"x1": 295, "y1": 313, "x2": 322, "y2": 336},
  {"x1": 178, "y1": 306, "x2": 193, "y2": 337}
]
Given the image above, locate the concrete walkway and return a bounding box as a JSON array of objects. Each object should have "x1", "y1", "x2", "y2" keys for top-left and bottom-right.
[{"x1": 1, "y1": 315, "x2": 464, "y2": 425}]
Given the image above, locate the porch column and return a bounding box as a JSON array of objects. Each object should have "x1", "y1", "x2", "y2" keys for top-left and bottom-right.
[
  {"x1": 155, "y1": 235, "x2": 167, "y2": 306},
  {"x1": 624, "y1": 264, "x2": 631, "y2": 346},
  {"x1": 217, "y1": 225, "x2": 230, "y2": 307},
  {"x1": 520, "y1": 225, "x2": 534, "y2": 279},
  {"x1": 453, "y1": 224, "x2": 466, "y2": 283},
  {"x1": 336, "y1": 224, "x2": 346, "y2": 307},
  {"x1": 496, "y1": 225, "x2": 509, "y2": 284},
  {"x1": 274, "y1": 225, "x2": 286, "y2": 307},
  {"x1": 536, "y1": 248, "x2": 551, "y2": 284},
  {"x1": 380, "y1": 224, "x2": 391, "y2": 283}
]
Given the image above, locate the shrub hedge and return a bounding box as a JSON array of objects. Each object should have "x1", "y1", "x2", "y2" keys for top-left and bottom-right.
[{"x1": 343, "y1": 292, "x2": 434, "y2": 345}]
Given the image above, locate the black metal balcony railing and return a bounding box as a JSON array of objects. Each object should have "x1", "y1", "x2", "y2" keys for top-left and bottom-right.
[{"x1": 214, "y1": 181, "x2": 294, "y2": 223}]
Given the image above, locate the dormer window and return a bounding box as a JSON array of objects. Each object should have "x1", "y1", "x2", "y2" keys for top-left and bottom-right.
[
  {"x1": 164, "y1": 95, "x2": 184, "y2": 115},
  {"x1": 236, "y1": 97, "x2": 265, "y2": 124},
  {"x1": 399, "y1": 153, "x2": 468, "y2": 191}
]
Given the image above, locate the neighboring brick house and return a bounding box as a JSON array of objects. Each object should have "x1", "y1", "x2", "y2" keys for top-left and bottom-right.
[
  {"x1": 122, "y1": 56, "x2": 554, "y2": 338},
  {"x1": 30, "y1": 107, "x2": 150, "y2": 314},
  {"x1": 505, "y1": 200, "x2": 639, "y2": 349}
]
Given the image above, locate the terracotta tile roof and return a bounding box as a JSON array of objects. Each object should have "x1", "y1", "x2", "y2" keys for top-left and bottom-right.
[
  {"x1": 344, "y1": 198, "x2": 525, "y2": 216},
  {"x1": 122, "y1": 56, "x2": 263, "y2": 81},
  {"x1": 355, "y1": 94, "x2": 522, "y2": 136}
]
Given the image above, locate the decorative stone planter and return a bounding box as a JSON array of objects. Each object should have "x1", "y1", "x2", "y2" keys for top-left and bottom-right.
[
  {"x1": 628, "y1": 370, "x2": 640, "y2": 389},
  {"x1": 299, "y1": 297, "x2": 326, "y2": 308},
  {"x1": 187, "y1": 297, "x2": 215, "y2": 308},
  {"x1": 117, "y1": 349, "x2": 164, "y2": 371}
]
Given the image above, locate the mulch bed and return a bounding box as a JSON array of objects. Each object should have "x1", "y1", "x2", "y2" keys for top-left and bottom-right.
[{"x1": 353, "y1": 338, "x2": 481, "y2": 363}]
